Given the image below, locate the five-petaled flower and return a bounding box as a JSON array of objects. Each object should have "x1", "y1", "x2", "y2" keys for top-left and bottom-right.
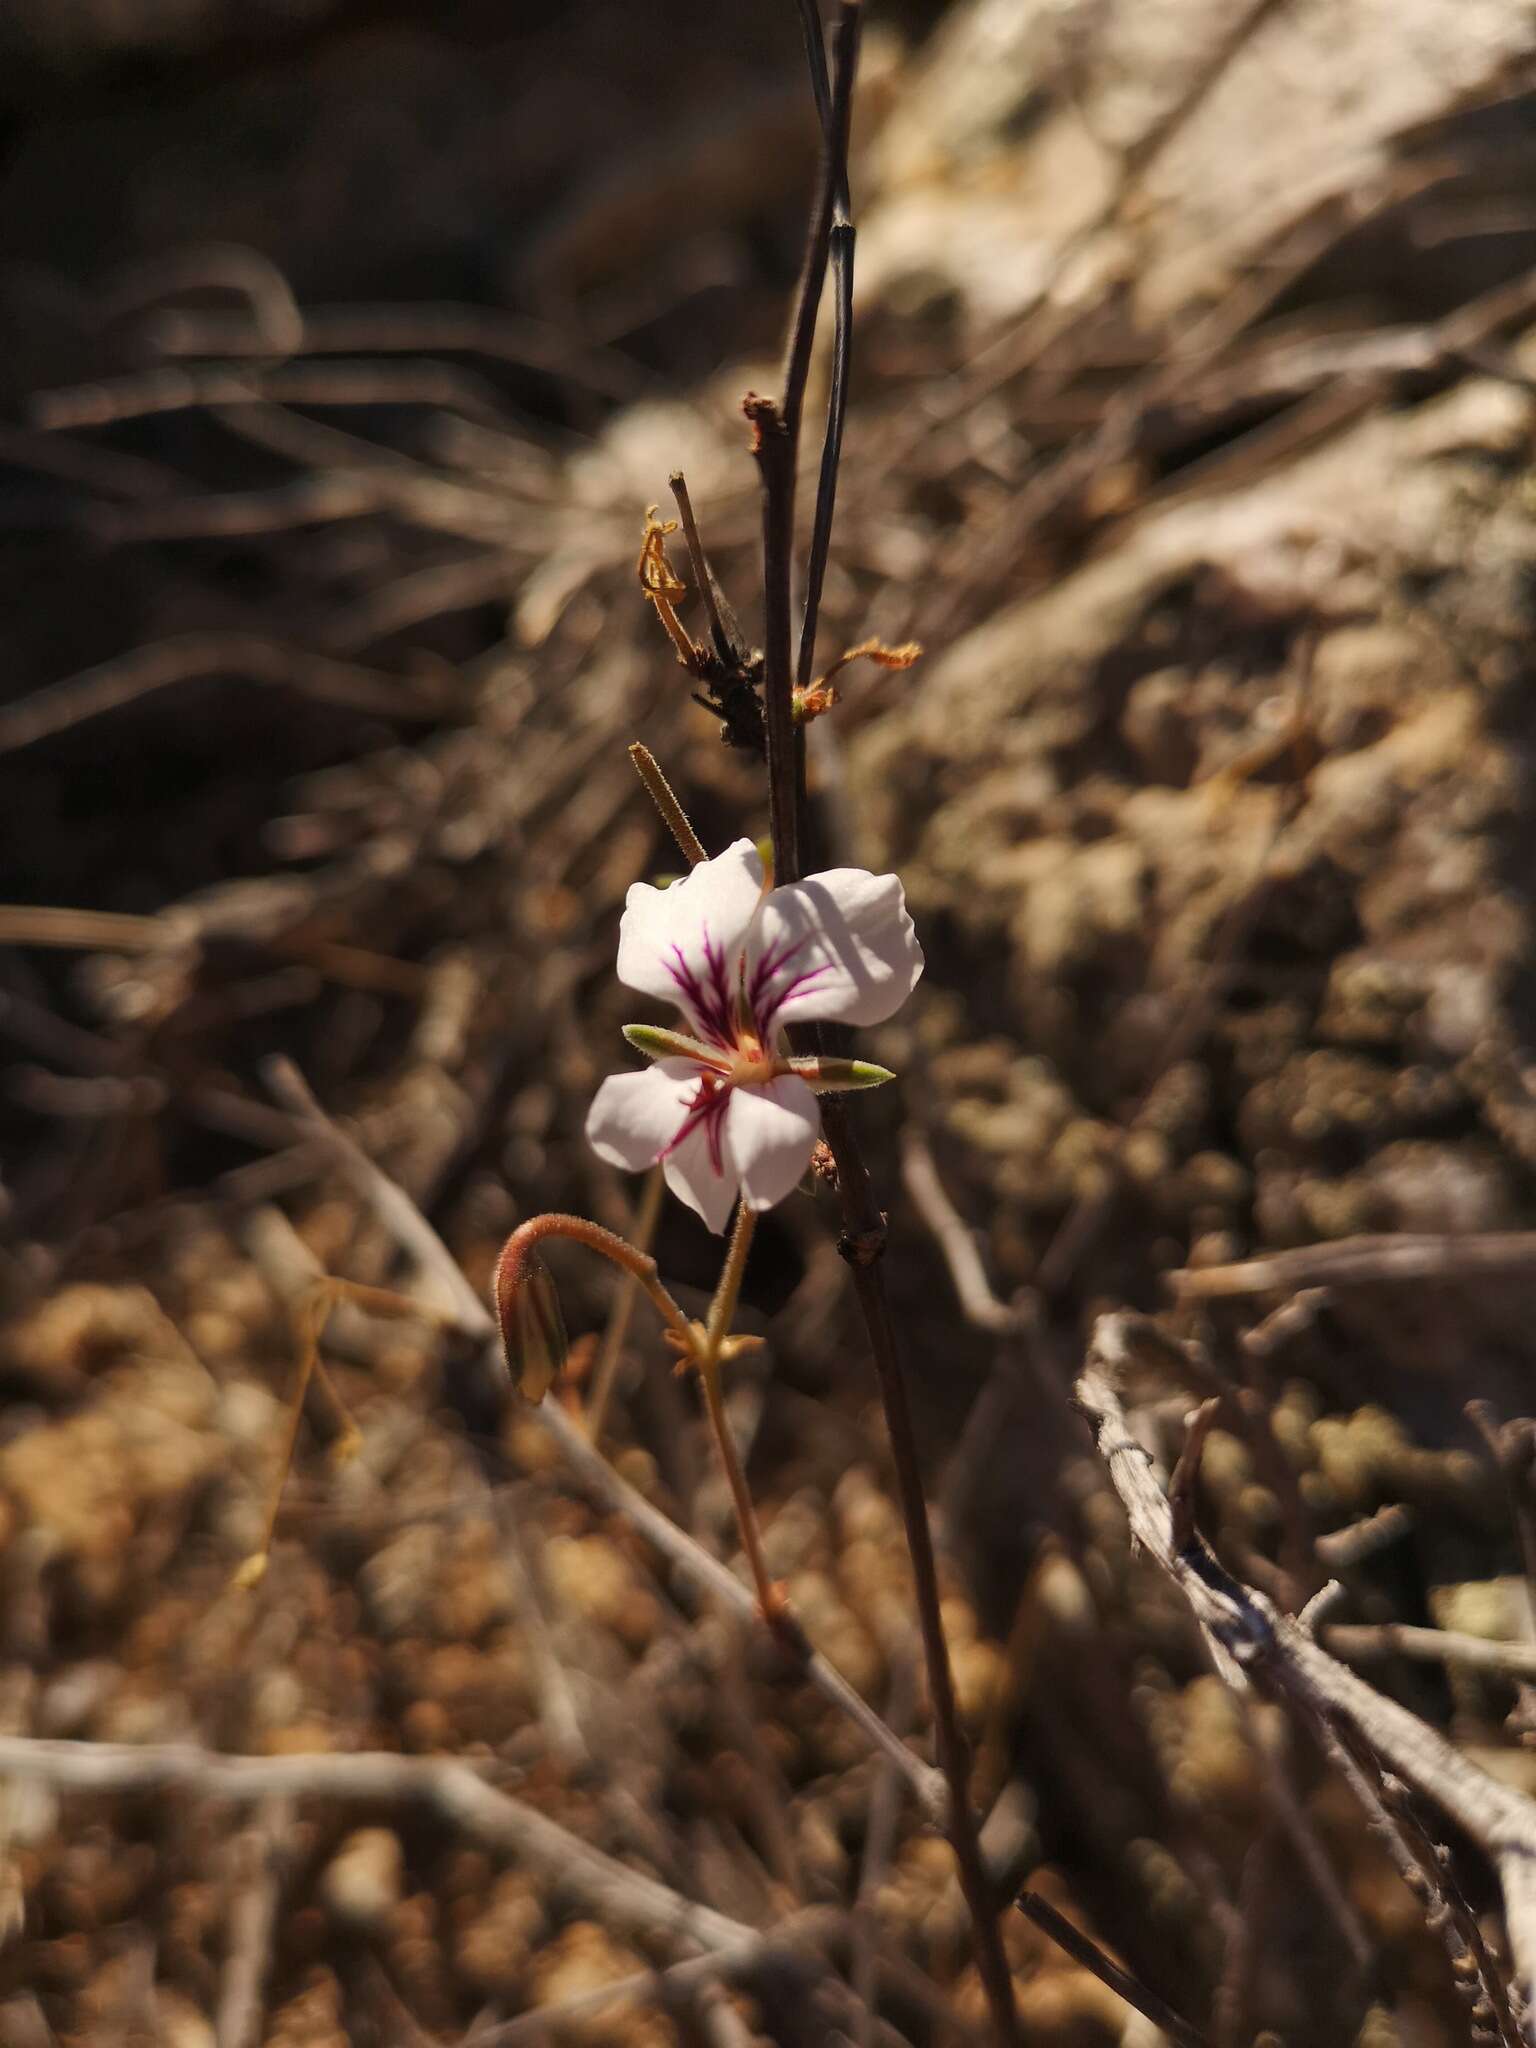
[{"x1": 586, "y1": 838, "x2": 923, "y2": 1231}]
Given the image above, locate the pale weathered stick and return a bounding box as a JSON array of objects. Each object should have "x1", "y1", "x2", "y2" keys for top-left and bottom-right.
[
  {"x1": 1170, "y1": 1231, "x2": 1536, "y2": 1299},
  {"x1": 901, "y1": 1129, "x2": 1028, "y2": 1337},
  {"x1": 215, "y1": 1796, "x2": 292, "y2": 2048},
  {"x1": 533, "y1": 1388, "x2": 946, "y2": 1822},
  {"x1": 458, "y1": 1905, "x2": 913, "y2": 2048},
  {"x1": 263, "y1": 1054, "x2": 490, "y2": 1334},
  {"x1": 0, "y1": 1737, "x2": 749, "y2": 1953},
  {"x1": 1322, "y1": 1624, "x2": 1536, "y2": 1681},
  {"x1": 1079, "y1": 1316, "x2": 1536, "y2": 2007}
]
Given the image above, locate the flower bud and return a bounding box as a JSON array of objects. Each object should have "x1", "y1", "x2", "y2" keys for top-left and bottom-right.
[{"x1": 496, "y1": 1250, "x2": 568, "y2": 1403}]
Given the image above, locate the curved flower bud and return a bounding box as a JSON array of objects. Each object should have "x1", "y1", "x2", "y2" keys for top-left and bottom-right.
[{"x1": 495, "y1": 1247, "x2": 568, "y2": 1404}]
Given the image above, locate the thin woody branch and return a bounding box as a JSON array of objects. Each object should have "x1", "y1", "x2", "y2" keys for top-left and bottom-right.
[
  {"x1": 1017, "y1": 1892, "x2": 1210, "y2": 2048},
  {"x1": 748, "y1": 4, "x2": 862, "y2": 886},
  {"x1": 750, "y1": 8, "x2": 1020, "y2": 2040}
]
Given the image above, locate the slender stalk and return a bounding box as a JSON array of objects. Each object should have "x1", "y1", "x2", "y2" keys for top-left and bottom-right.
[
  {"x1": 819, "y1": 1133, "x2": 1021, "y2": 2046},
  {"x1": 695, "y1": 1204, "x2": 783, "y2": 1622},
  {"x1": 668, "y1": 471, "x2": 739, "y2": 670},
  {"x1": 794, "y1": 4, "x2": 856, "y2": 696},
  {"x1": 232, "y1": 1276, "x2": 383, "y2": 1589},
  {"x1": 586, "y1": 1165, "x2": 665, "y2": 1440},
  {"x1": 745, "y1": 8, "x2": 1022, "y2": 2040},
  {"x1": 698, "y1": 1351, "x2": 780, "y2": 1624},
  {"x1": 629, "y1": 742, "x2": 707, "y2": 868},
  {"x1": 778, "y1": 4, "x2": 860, "y2": 444},
  {"x1": 797, "y1": 217, "x2": 854, "y2": 696},
  {"x1": 705, "y1": 1200, "x2": 757, "y2": 1357},
  {"x1": 746, "y1": 390, "x2": 801, "y2": 885}
]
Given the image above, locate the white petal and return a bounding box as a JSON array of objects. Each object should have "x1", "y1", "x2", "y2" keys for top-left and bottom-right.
[
  {"x1": 725, "y1": 1075, "x2": 820, "y2": 1212},
  {"x1": 585, "y1": 1059, "x2": 699, "y2": 1172},
  {"x1": 616, "y1": 838, "x2": 765, "y2": 1044},
  {"x1": 661, "y1": 1113, "x2": 740, "y2": 1233},
  {"x1": 747, "y1": 868, "x2": 923, "y2": 1032}
]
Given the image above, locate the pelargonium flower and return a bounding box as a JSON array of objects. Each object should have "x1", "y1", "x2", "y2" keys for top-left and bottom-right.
[{"x1": 586, "y1": 838, "x2": 923, "y2": 1231}]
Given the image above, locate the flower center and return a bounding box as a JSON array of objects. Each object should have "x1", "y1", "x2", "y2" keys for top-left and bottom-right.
[{"x1": 726, "y1": 1035, "x2": 779, "y2": 1088}]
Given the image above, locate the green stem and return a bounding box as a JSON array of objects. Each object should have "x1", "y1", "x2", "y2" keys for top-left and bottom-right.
[
  {"x1": 704, "y1": 1201, "x2": 757, "y2": 1360},
  {"x1": 697, "y1": 1203, "x2": 783, "y2": 1623}
]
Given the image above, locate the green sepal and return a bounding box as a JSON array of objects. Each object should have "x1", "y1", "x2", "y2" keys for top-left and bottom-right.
[
  {"x1": 623, "y1": 1023, "x2": 720, "y2": 1066},
  {"x1": 789, "y1": 1056, "x2": 897, "y2": 1093}
]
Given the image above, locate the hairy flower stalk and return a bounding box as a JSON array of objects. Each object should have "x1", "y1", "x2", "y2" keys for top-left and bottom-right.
[
  {"x1": 493, "y1": 1199, "x2": 784, "y2": 1622},
  {"x1": 493, "y1": 1212, "x2": 696, "y2": 1401},
  {"x1": 586, "y1": 837, "x2": 922, "y2": 1231}
]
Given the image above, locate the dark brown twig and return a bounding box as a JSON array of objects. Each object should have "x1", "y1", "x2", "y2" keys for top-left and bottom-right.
[
  {"x1": 1168, "y1": 1397, "x2": 1221, "y2": 1555},
  {"x1": 777, "y1": 5, "x2": 858, "y2": 448},
  {"x1": 669, "y1": 472, "x2": 749, "y2": 671},
  {"x1": 1468, "y1": 1401, "x2": 1536, "y2": 1643},
  {"x1": 1016, "y1": 1892, "x2": 1210, "y2": 2048},
  {"x1": 748, "y1": 3, "x2": 861, "y2": 886},
  {"x1": 749, "y1": 11, "x2": 1020, "y2": 2040},
  {"x1": 792, "y1": 0, "x2": 856, "y2": 696}
]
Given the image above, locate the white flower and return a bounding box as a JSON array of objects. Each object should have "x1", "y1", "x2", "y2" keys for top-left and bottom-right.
[{"x1": 586, "y1": 838, "x2": 923, "y2": 1231}]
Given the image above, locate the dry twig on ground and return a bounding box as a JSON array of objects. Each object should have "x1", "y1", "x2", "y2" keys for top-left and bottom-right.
[{"x1": 1078, "y1": 1315, "x2": 1536, "y2": 2020}]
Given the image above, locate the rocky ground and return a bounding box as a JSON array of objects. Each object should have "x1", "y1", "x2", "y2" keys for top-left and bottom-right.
[{"x1": 5, "y1": 2, "x2": 1536, "y2": 2043}]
